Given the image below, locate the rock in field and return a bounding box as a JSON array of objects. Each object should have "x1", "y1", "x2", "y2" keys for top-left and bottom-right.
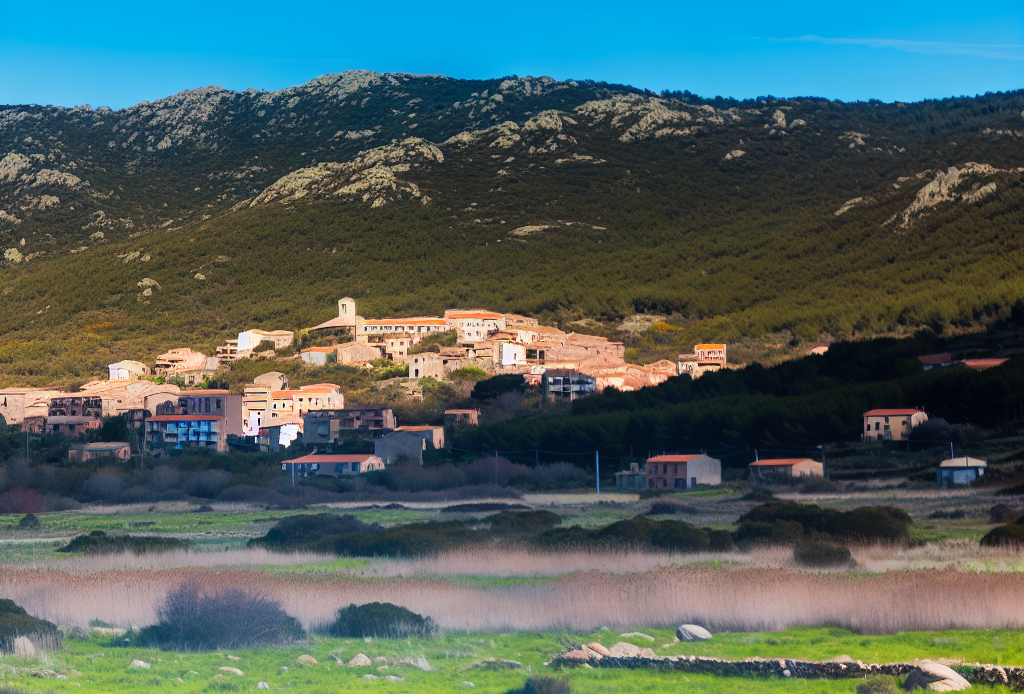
[
  {"x1": 394, "y1": 655, "x2": 434, "y2": 671},
  {"x1": 676, "y1": 624, "x2": 713, "y2": 641},
  {"x1": 561, "y1": 650, "x2": 592, "y2": 662},
  {"x1": 609, "y1": 642, "x2": 642, "y2": 657},
  {"x1": 277, "y1": 666, "x2": 288, "y2": 674},
  {"x1": 585, "y1": 642, "x2": 611, "y2": 656},
  {"x1": 348, "y1": 654, "x2": 372, "y2": 667},
  {"x1": 620, "y1": 632, "x2": 655, "y2": 641},
  {"x1": 258, "y1": 683, "x2": 270, "y2": 690},
  {"x1": 639, "y1": 647, "x2": 657, "y2": 659},
  {"x1": 903, "y1": 660, "x2": 971, "y2": 692},
  {"x1": 129, "y1": 660, "x2": 151, "y2": 669},
  {"x1": 296, "y1": 655, "x2": 318, "y2": 665},
  {"x1": 363, "y1": 674, "x2": 378, "y2": 681},
  {"x1": 218, "y1": 667, "x2": 244, "y2": 676}
]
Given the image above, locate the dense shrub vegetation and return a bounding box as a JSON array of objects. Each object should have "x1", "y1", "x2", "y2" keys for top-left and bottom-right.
[
  {"x1": 735, "y1": 502, "x2": 912, "y2": 545},
  {"x1": 487, "y1": 510, "x2": 562, "y2": 534},
  {"x1": 535, "y1": 516, "x2": 734, "y2": 552},
  {"x1": 0, "y1": 599, "x2": 60, "y2": 653},
  {"x1": 980, "y1": 520, "x2": 1024, "y2": 548},
  {"x1": 58, "y1": 531, "x2": 188, "y2": 554},
  {"x1": 133, "y1": 582, "x2": 303, "y2": 650},
  {"x1": 322, "y1": 602, "x2": 437, "y2": 639},
  {"x1": 793, "y1": 540, "x2": 854, "y2": 568}
]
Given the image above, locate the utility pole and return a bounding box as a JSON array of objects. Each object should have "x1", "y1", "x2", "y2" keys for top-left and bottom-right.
[{"x1": 595, "y1": 450, "x2": 600, "y2": 495}]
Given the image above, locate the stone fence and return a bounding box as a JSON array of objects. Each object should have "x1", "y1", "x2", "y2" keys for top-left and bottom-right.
[{"x1": 549, "y1": 651, "x2": 1024, "y2": 689}]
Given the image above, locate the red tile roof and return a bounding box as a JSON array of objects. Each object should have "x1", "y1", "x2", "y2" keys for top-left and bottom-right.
[
  {"x1": 147, "y1": 414, "x2": 225, "y2": 422},
  {"x1": 749, "y1": 458, "x2": 815, "y2": 467},
  {"x1": 917, "y1": 353, "x2": 953, "y2": 366},
  {"x1": 960, "y1": 358, "x2": 1009, "y2": 370},
  {"x1": 283, "y1": 454, "x2": 379, "y2": 464},
  {"x1": 647, "y1": 454, "x2": 701, "y2": 463},
  {"x1": 863, "y1": 409, "x2": 920, "y2": 416}
]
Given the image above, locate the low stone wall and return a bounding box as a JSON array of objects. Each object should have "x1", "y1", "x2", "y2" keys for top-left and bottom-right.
[{"x1": 549, "y1": 651, "x2": 1024, "y2": 689}]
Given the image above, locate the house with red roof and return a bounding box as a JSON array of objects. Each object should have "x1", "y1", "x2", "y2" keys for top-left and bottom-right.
[
  {"x1": 749, "y1": 458, "x2": 823, "y2": 479},
  {"x1": 281, "y1": 453, "x2": 384, "y2": 477},
  {"x1": 862, "y1": 407, "x2": 928, "y2": 442},
  {"x1": 643, "y1": 453, "x2": 721, "y2": 490}
]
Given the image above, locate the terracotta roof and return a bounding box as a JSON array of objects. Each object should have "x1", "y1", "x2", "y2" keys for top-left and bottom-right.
[
  {"x1": 283, "y1": 454, "x2": 379, "y2": 464},
  {"x1": 445, "y1": 409, "x2": 480, "y2": 414},
  {"x1": 864, "y1": 409, "x2": 920, "y2": 416},
  {"x1": 301, "y1": 345, "x2": 340, "y2": 353},
  {"x1": 178, "y1": 390, "x2": 229, "y2": 396},
  {"x1": 960, "y1": 358, "x2": 1009, "y2": 370},
  {"x1": 749, "y1": 458, "x2": 815, "y2": 467},
  {"x1": 299, "y1": 384, "x2": 342, "y2": 392},
  {"x1": 146, "y1": 414, "x2": 225, "y2": 422},
  {"x1": 647, "y1": 454, "x2": 701, "y2": 463},
  {"x1": 694, "y1": 343, "x2": 726, "y2": 350},
  {"x1": 310, "y1": 316, "x2": 357, "y2": 330},
  {"x1": 918, "y1": 353, "x2": 953, "y2": 365},
  {"x1": 362, "y1": 317, "x2": 446, "y2": 326},
  {"x1": 396, "y1": 425, "x2": 442, "y2": 432}
]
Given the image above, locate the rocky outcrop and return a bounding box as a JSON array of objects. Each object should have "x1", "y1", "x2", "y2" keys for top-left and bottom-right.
[
  {"x1": 676, "y1": 624, "x2": 713, "y2": 641},
  {"x1": 574, "y1": 95, "x2": 706, "y2": 142},
  {"x1": 903, "y1": 661, "x2": 971, "y2": 692},
  {"x1": 892, "y1": 163, "x2": 1013, "y2": 228}
]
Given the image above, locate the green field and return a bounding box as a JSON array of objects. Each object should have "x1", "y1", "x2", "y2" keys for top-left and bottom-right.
[{"x1": 1, "y1": 628, "x2": 1022, "y2": 693}]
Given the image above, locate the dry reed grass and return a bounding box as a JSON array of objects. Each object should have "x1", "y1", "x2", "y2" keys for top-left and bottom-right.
[
  {"x1": 3, "y1": 563, "x2": 1021, "y2": 635},
  {"x1": 78, "y1": 501, "x2": 267, "y2": 515}
]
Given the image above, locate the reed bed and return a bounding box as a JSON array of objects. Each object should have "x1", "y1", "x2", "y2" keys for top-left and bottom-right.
[
  {"x1": 2, "y1": 564, "x2": 1022, "y2": 635},
  {"x1": 78, "y1": 501, "x2": 266, "y2": 515}
]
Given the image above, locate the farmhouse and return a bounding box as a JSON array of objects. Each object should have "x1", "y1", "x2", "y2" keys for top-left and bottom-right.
[
  {"x1": 445, "y1": 409, "x2": 480, "y2": 426},
  {"x1": 678, "y1": 343, "x2": 727, "y2": 380},
  {"x1": 937, "y1": 456, "x2": 987, "y2": 487},
  {"x1": 68, "y1": 442, "x2": 131, "y2": 462},
  {"x1": 37, "y1": 416, "x2": 101, "y2": 437},
  {"x1": 644, "y1": 454, "x2": 722, "y2": 489},
  {"x1": 748, "y1": 458, "x2": 824, "y2": 479},
  {"x1": 281, "y1": 453, "x2": 384, "y2": 477},
  {"x1": 863, "y1": 408, "x2": 928, "y2": 442}
]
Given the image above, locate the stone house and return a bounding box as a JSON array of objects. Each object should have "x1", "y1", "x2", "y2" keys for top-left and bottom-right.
[
  {"x1": 748, "y1": 458, "x2": 824, "y2": 480},
  {"x1": 68, "y1": 441, "x2": 131, "y2": 462},
  {"x1": 444, "y1": 409, "x2": 480, "y2": 426},
  {"x1": 282, "y1": 453, "x2": 384, "y2": 477},
  {"x1": 862, "y1": 408, "x2": 928, "y2": 442},
  {"x1": 644, "y1": 454, "x2": 721, "y2": 489},
  {"x1": 409, "y1": 352, "x2": 445, "y2": 379},
  {"x1": 615, "y1": 462, "x2": 647, "y2": 490}
]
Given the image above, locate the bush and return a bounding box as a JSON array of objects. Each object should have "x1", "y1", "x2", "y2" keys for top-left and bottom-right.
[
  {"x1": 793, "y1": 540, "x2": 853, "y2": 568},
  {"x1": 16, "y1": 514, "x2": 40, "y2": 531},
  {"x1": 133, "y1": 582, "x2": 303, "y2": 650},
  {"x1": 798, "y1": 478, "x2": 841, "y2": 494},
  {"x1": 472, "y1": 374, "x2": 527, "y2": 400},
  {"x1": 535, "y1": 516, "x2": 731, "y2": 552},
  {"x1": 250, "y1": 513, "x2": 380, "y2": 551},
  {"x1": 980, "y1": 522, "x2": 1024, "y2": 548},
  {"x1": 648, "y1": 500, "x2": 698, "y2": 515},
  {"x1": 732, "y1": 519, "x2": 805, "y2": 546},
  {"x1": 0, "y1": 599, "x2": 60, "y2": 653},
  {"x1": 736, "y1": 502, "x2": 912, "y2": 544},
  {"x1": 323, "y1": 602, "x2": 436, "y2": 639},
  {"x1": 0, "y1": 488, "x2": 43, "y2": 514},
  {"x1": 58, "y1": 532, "x2": 188, "y2": 554},
  {"x1": 989, "y1": 504, "x2": 1017, "y2": 524},
  {"x1": 507, "y1": 675, "x2": 572, "y2": 694},
  {"x1": 488, "y1": 510, "x2": 561, "y2": 534}
]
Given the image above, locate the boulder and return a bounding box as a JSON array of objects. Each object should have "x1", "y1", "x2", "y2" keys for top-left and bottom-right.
[
  {"x1": 226, "y1": 655, "x2": 242, "y2": 661},
  {"x1": 394, "y1": 655, "x2": 434, "y2": 671},
  {"x1": 129, "y1": 660, "x2": 151, "y2": 669},
  {"x1": 385, "y1": 675, "x2": 405, "y2": 682},
  {"x1": 586, "y1": 642, "x2": 611, "y2": 656},
  {"x1": 13, "y1": 636, "x2": 35, "y2": 658},
  {"x1": 463, "y1": 683, "x2": 475, "y2": 688},
  {"x1": 348, "y1": 654, "x2": 372, "y2": 667},
  {"x1": 277, "y1": 666, "x2": 288, "y2": 674},
  {"x1": 834, "y1": 655, "x2": 854, "y2": 663},
  {"x1": 296, "y1": 655, "x2": 318, "y2": 665},
  {"x1": 560, "y1": 650, "x2": 592, "y2": 662},
  {"x1": 609, "y1": 642, "x2": 642, "y2": 658},
  {"x1": 676, "y1": 624, "x2": 713, "y2": 641},
  {"x1": 363, "y1": 674, "x2": 378, "y2": 681},
  {"x1": 903, "y1": 661, "x2": 971, "y2": 692},
  {"x1": 620, "y1": 632, "x2": 655, "y2": 641},
  {"x1": 639, "y1": 648, "x2": 657, "y2": 659},
  {"x1": 258, "y1": 683, "x2": 270, "y2": 690},
  {"x1": 218, "y1": 667, "x2": 244, "y2": 676}
]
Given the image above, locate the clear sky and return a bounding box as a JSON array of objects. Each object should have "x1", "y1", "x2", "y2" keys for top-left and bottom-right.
[{"x1": 1, "y1": 0, "x2": 1021, "y2": 109}]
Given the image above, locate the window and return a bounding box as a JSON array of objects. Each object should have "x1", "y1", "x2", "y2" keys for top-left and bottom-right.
[
  {"x1": 875, "y1": 422, "x2": 880, "y2": 431},
  {"x1": 216, "y1": 399, "x2": 222, "y2": 409}
]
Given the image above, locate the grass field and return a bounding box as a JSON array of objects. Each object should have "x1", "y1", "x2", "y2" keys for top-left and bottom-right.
[{"x1": 0, "y1": 487, "x2": 1020, "y2": 693}]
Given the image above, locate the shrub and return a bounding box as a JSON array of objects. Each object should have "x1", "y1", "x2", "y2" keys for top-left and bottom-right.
[
  {"x1": 732, "y1": 519, "x2": 805, "y2": 546},
  {"x1": 507, "y1": 675, "x2": 572, "y2": 694},
  {"x1": 58, "y1": 533, "x2": 188, "y2": 554},
  {"x1": 472, "y1": 374, "x2": 527, "y2": 400},
  {"x1": 989, "y1": 504, "x2": 1017, "y2": 523},
  {"x1": 535, "y1": 516, "x2": 729, "y2": 552},
  {"x1": 0, "y1": 599, "x2": 60, "y2": 653},
  {"x1": 134, "y1": 582, "x2": 303, "y2": 650},
  {"x1": 335, "y1": 521, "x2": 481, "y2": 557},
  {"x1": 794, "y1": 540, "x2": 853, "y2": 568},
  {"x1": 856, "y1": 676, "x2": 899, "y2": 694},
  {"x1": 16, "y1": 514, "x2": 40, "y2": 531},
  {"x1": 249, "y1": 514, "x2": 380, "y2": 552},
  {"x1": 737, "y1": 502, "x2": 912, "y2": 544},
  {"x1": 0, "y1": 488, "x2": 43, "y2": 514},
  {"x1": 798, "y1": 478, "x2": 841, "y2": 494},
  {"x1": 488, "y1": 510, "x2": 562, "y2": 534},
  {"x1": 980, "y1": 523, "x2": 1024, "y2": 548},
  {"x1": 648, "y1": 500, "x2": 698, "y2": 515},
  {"x1": 323, "y1": 602, "x2": 437, "y2": 639}
]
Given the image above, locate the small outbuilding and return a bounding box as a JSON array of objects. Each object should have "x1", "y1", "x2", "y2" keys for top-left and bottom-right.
[
  {"x1": 748, "y1": 458, "x2": 824, "y2": 480},
  {"x1": 68, "y1": 441, "x2": 132, "y2": 462},
  {"x1": 937, "y1": 457, "x2": 987, "y2": 487},
  {"x1": 644, "y1": 454, "x2": 722, "y2": 489},
  {"x1": 281, "y1": 453, "x2": 384, "y2": 477},
  {"x1": 615, "y1": 462, "x2": 647, "y2": 490}
]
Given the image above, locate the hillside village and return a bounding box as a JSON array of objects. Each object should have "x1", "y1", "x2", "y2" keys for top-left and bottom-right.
[{"x1": 0, "y1": 298, "x2": 732, "y2": 465}]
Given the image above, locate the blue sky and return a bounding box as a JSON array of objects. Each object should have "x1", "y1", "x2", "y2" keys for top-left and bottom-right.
[{"x1": 1, "y1": 0, "x2": 1021, "y2": 109}]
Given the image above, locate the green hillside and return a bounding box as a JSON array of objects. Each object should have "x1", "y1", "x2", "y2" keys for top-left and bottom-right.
[{"x1": 0, "y1": 75, "x2": 1022, "y2": 386}]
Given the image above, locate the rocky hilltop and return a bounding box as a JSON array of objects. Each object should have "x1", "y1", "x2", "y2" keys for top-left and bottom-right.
[{"x1": 0, "y1": 73, "x2": 1021, "y2": 385}]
